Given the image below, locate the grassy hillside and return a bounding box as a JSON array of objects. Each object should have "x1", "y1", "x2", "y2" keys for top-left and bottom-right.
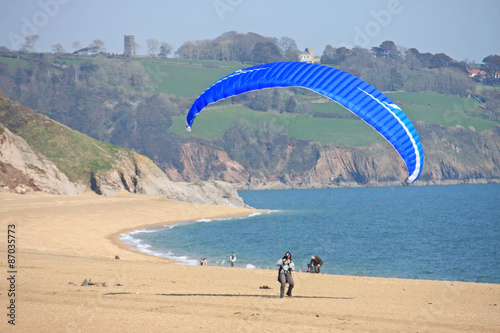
[
  {"x1": 139, "y1": 58, "x2": 243, "y2": 97},
  {"x1": 1, "y1": 53, "x2": 495, "y2": 128},
  {"x1": 19, "y1": 121, "x2": 130, "y2": 182},
  {"x1": 171, "y1": 106, "x2": 383, "y2": 146},
  {"x1": 1, "y1": 53, "x2": 498, "y2": 180},
  {"x1": 387, "y1": 92, "x2": 496, "y2": 132},
  {"x1": 0, "y1": 91, "x2": 133, "y2": 183},
  {"x1": 170, "y1": 91, "x2": 499, "y2": 146}
]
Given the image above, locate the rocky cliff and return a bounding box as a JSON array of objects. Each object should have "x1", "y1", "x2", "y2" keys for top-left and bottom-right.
[
  {"x1": 2, "y1": 90, "x2": 498, "y2": 200},
  {"x1": 0, "y1": 92, "x2": 245, "y2": 207},
  {"x1": 0, "y1": 125, "x2": 81, "y2": 194},
  {"x1": 165, "y1": 123, "x2": 500, "y2": 189}
]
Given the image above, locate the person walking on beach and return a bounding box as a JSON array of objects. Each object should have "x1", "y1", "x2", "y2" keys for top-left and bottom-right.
[
  {"x1": 230, "y1": 252, "x2": 236, "y2": 267},
  {"x1": 310, "y1": 255, "x2": 323, "y2": 273},
  {"x1": 277, "y1": 251, "x2": 294, "y2": 298}
]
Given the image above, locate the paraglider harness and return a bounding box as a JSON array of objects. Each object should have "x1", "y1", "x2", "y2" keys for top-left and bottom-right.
[{"x1": 277, "y1": 259, "x2": 292, "y2": 282}]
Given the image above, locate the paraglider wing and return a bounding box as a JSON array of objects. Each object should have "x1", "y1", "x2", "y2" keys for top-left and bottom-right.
[{"x1": 186, "y1": 62, "x2": 424, "y2": 182}]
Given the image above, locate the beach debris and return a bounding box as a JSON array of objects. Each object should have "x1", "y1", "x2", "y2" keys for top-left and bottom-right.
[
  {"x1": 81, "y1": 278, "x2": 104, "y2": 286},
  {"x1": 103, "y1": 292, "x2": 131, "y2": 296},
  {"x1": 316, "y1": 314, "x2": 320, "y2": 317},
  {"x1": 259, "y1": 285, "x2": 271, "y2": 289},
  {"x1": 115, "y1": 283, "x2": 123, "y2": 286},
  {"x1": 115, "y1": 255, "x2": 120, "y2": 259}
]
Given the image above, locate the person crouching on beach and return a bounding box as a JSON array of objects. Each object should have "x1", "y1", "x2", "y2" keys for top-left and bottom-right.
[
  {"x1": 277, "y1": 251, "x2": 294, "y2": 298},
  {"x1": 310, "y1": 255, "x2": 323, "y2": 273}
]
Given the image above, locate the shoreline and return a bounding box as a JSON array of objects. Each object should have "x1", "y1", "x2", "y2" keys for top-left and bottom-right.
[
  {"x1": 113, "y1": 211, "x2": 272, "y2": 268},
  {"x1": 115, "y1": 221, "x2": 500, "y2": 284},
  {"x1": 1, "y1": 191, "x2": 499, "y2": 332},
  {"x1": 108, "y1": 204, "x2": 266, "y2": 265}
]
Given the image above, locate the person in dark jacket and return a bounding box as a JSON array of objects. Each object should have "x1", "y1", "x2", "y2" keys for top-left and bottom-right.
[{"x1": 310, "y1": 255, "x2": 323, "y2": 273}]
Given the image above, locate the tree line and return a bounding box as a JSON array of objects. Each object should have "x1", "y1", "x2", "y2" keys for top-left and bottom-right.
[{"x1": 12, "y1": 32, "x2": 500, "y2": 87}]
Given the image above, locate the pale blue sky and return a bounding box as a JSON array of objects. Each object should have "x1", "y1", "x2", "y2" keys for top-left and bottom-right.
[{"x1": 1, "y1": 0, "x2": 498, "y2": 62}]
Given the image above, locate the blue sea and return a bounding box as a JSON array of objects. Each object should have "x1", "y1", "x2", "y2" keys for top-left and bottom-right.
[{"x1": 122, "y1": 184, "x2": 500, "y2": 283}]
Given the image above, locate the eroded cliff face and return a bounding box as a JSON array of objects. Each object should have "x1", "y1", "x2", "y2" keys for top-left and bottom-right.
[
  {"x1": 0, "y1": 89, "x2": 247, "y2": 207},
  {"x1": 165, "y1": 142, "x2": 250, "y2": 184},
  {"x1": 2, "y1": 89, "x2": 498, "y2": 203},
  {"x1": 0, "y1": 126, "x2": 81, "y2": 194},
  {"x1": 164, "y1": 125, "x2": 500, "y2": 189},
  {"x1": 165, "y1": 142, "x2": 406, "y2": 189},
  {"x1": 89, "y1": 151, "x2": 245, "y2": 207},
  {"x1": 308, "y1": 146, "x2": 405, "y2": 186},
  {"x1": 0, "y1": 124, "x2": 245, "y2": 207}
]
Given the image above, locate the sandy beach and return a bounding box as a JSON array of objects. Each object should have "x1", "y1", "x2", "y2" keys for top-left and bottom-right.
[{"x1": 1, "y1": 191, "x2": 499, "y2": 332}]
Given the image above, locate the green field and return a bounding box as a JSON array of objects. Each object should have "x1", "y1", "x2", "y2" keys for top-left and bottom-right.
[
  {"x1": 171, "y1": 106, "x2": 384, "y2": 146},
  {"x1": 171, "y1": 89, "x2": 499, "y2": 146},
  {"x1": 387, "y1": 92, "x2": 498, "y2": 132},
  {"x1": 140, "y1": 58, "x2": 244, "y2": 97}
]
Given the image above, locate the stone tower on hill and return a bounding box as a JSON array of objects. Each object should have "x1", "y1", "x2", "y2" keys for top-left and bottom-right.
[{"x1": 124, "y1": 35, "x2": 135, "y2": 57}]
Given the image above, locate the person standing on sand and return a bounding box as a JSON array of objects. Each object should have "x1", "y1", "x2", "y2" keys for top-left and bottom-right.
[
  {"x1": 230, "y1": 252, "x2": 236, "y2": 267},
  {"x1": 277, "y1": 251, "x2": 294, "y2": 298}
]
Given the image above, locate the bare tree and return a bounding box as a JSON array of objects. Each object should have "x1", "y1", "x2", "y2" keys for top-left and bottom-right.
[
  {"x1": 218, "y1": 40, "x2": 232, "y2": 61},
  {"x1": 134, "y1": 42, "x2": 141, "y2": 55},
  {"x1": 146, "y1": 38, "x2": 160, "y2": 57},
  {"x1": 88, "y1": 39, "x2": 106, "y2": 54},
  {"x1": 159, "y1": 42, "x2": 173, "y2": 58},
  {"x1": 321, "y1": 45, "x2": 351, "y2": 65},
  {"x1": 21, "y1": 34, "x2": 40, "y2": 53},
  {"x1": 404, "y1": 48, "x2": 423, "y2": 70},
  {"x1": 72, "y1": 41, "x2": 82, "y2": 52},
  {"x1": 277, "y1": 36, "x2": 298, "y2": 61},
  {"x1": 52, "y1": 43, "x2": 65, "y2": 54},
  {"x1": 176, "y1": 41, "x2": 195, "y2": 59}
]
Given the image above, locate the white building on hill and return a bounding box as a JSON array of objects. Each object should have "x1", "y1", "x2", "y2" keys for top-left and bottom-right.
[{"x1": 298, "y1": 48, "x2": 320, "y2": 63}]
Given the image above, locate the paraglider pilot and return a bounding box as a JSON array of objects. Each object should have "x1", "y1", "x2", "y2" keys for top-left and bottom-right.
[{"x1": 277, "y1": 251, "x2": 294, "y2": 298}]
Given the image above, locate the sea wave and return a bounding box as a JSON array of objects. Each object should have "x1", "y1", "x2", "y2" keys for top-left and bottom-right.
[
  {"x1": 120, "y1": 210, "x2": 281, "y2": 269},
  {"x1": 120, "y1": 233, "x2": 165, "y2": 257},
  {"x1": 120, "y1": 231, "x2": 266, "y2": 269},
  {"x1": 122, "y1": 213, "x2": 249, "y2": 256}
]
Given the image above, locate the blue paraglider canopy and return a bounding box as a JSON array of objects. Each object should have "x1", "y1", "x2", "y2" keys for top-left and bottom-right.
[{"x1": 186, "y1": 62, "x2": 424, "y2": 183}]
